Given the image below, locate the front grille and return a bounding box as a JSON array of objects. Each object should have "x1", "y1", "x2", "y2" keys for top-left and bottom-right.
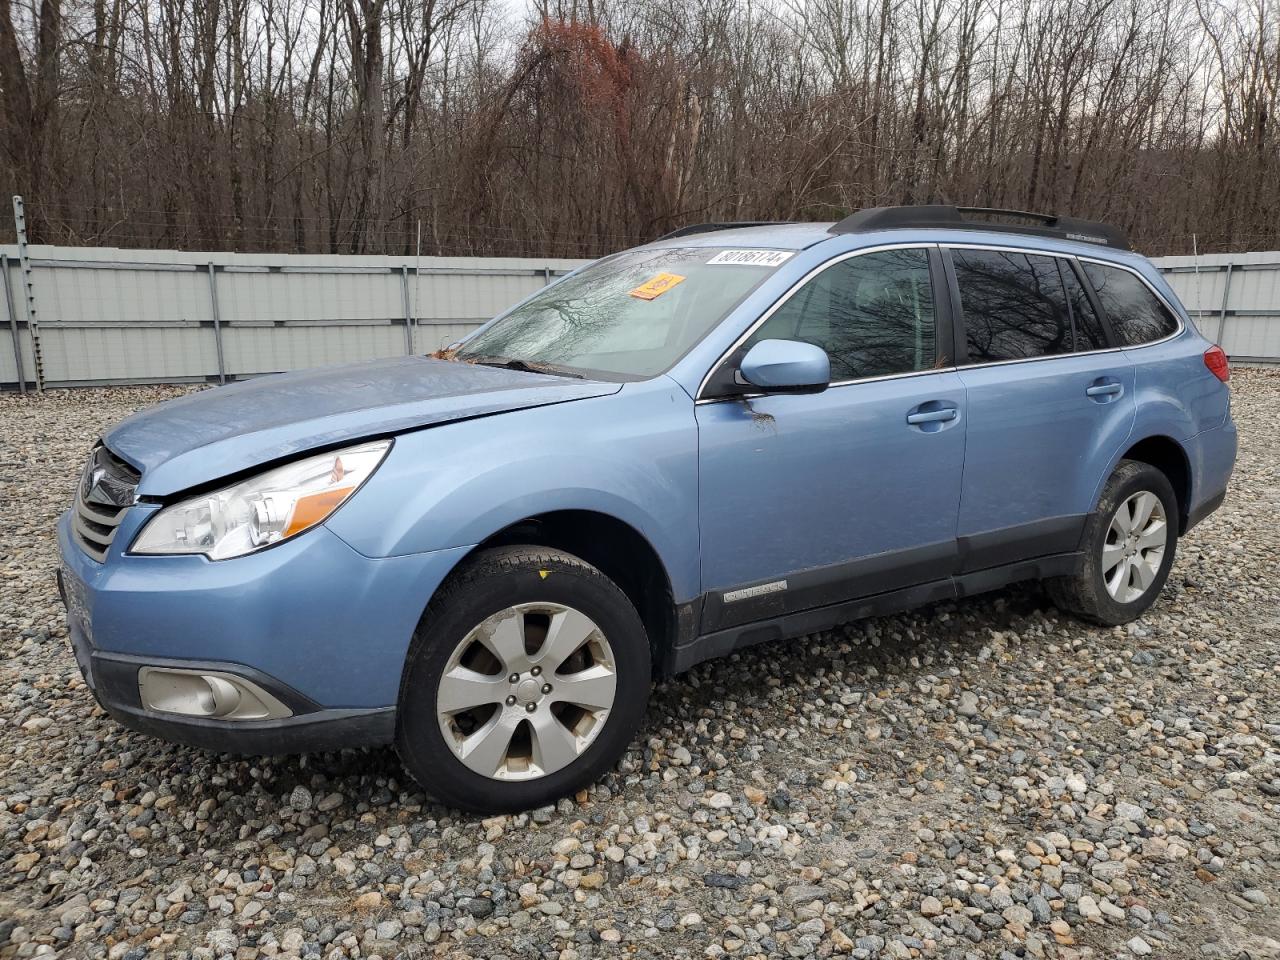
[{"x1": 73, "y1": 445, "x2": 140, "y2": 562}]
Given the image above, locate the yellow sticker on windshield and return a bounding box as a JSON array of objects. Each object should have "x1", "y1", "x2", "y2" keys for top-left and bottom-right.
[{"x1": 629, "y1": 272, "x2": 686, "y2": 300}]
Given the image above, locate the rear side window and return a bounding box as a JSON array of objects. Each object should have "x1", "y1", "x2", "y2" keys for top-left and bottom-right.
[
  {"x1": 952, "y1": 249, "x2": 1072, "y2": 362},
  {"x1": 745, "y1": 248, "x2": 936, "y2": 381},
  {"x1": 1081, "y1": 262, "x2": 1179, "y2": 346},
  {"x1": 1062, "y1": 261, "x2": 1108, "y2": 350}
]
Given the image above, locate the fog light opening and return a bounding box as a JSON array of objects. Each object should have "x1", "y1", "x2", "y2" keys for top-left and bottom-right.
[{"x1": 138, "y1": 668, "x2": 292, "y2": 721}]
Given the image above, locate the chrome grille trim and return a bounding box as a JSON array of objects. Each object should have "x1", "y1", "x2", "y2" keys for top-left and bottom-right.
[{"x1": 72, "y1": 445, "x2": 140, "y2": 562}]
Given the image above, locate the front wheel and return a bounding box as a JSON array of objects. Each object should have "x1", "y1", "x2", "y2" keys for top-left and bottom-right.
[
  {"x1": 396, "y1": 546, "x2": 651, "y2": 813},
  {"x1": 1045, "y1": 459, "x2": 1179, "y2": 626}
]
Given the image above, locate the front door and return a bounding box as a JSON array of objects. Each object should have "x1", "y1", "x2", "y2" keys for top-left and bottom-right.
[{"x1": 696, "y1": 246, "x2": 967, "y2": 632}]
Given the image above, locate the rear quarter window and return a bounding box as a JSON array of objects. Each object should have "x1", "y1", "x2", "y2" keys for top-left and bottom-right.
[{"x1": 1081, "y1": 262, "x2": 1179, "y2": 346}]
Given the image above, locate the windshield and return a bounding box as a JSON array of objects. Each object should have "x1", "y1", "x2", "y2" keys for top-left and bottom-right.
[{"x1": 454, "y1": 246, "x2": 793, "y2": 379}]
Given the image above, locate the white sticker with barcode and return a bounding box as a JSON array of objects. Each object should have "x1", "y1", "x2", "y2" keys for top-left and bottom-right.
[{"x1": 707, "y1": 249, "x2": 794, "y2": 267}]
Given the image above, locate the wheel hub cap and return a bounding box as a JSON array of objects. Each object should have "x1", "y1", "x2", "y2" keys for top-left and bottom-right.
[
  {"x1": 435, "y1": 602, "x2": 618, "y2": 781},
  {"x1": 514, "y1": 677, "x2": 542, "y2": 705}
]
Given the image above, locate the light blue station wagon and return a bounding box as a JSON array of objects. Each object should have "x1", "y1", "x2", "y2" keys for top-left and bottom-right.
[{"x1": 58, "y1": 206, "x2": 1237, "y2": 812}]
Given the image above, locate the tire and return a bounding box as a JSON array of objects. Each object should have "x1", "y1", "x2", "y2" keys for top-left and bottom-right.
[
  {"x1": 395, "y1": 546, "x2": 651, "y2": 813},
  {"x1": 1045, "y1": 459, "x2": 1179, "y2": 626}
]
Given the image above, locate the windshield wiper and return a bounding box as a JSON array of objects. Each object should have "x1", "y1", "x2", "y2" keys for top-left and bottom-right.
[{"x1": 466, "y1": 356, "x2": 584, "y2": 379}]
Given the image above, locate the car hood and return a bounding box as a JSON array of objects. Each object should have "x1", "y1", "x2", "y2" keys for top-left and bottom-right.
[{"x1": 105, "y1": 356, "x2": 621, "y2": 495}]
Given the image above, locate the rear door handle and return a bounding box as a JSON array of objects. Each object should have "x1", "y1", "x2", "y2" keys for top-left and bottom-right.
[
  {"x1": 906, "y1": 408, "x2": 958, "y2": 425},
  {"x1": 1086, "y1": 380, "x2": 1123, "y2": 400}
]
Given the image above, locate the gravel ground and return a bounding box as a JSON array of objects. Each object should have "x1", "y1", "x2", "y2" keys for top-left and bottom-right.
[{"x1": 2, "y1": 370, "x2": 1278, "y2": 960}]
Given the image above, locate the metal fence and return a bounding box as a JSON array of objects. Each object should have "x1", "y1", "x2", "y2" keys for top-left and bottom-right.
[
  {"x1": 1152, "y1": 252, "x2": 1280, "y2": 364},
  {"x1": 1, "y1": 245, "x2": 586, "y2": 391},
  {"x1": 3, "y1": 244, "x2": 1278, "y2": 392}
]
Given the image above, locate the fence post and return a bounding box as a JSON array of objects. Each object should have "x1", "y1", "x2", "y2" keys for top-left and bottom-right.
[
  {"x1": 1, "y1": 254, "x2": 27, "y2": 394},
  {"x1": 206, "y1": 262, "x2": 227, "y2": 383},
  {"x1": 12, "y1": 196, "x2": 44, "y2": 392},
  {"x1": 1215, "y1": 263, "x2": 1233, "y2": 347},
  {"x1": 400, "y1": 265, "x2": 414, "y2": 354}
]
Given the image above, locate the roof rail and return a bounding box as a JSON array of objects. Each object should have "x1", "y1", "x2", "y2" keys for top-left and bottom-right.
[
  {"x1": 829, "y1": 205, "x2": 1130, "y2": 249},
  {"x1": 658, "y1": 221, "x2": 791, "y2": 241}
]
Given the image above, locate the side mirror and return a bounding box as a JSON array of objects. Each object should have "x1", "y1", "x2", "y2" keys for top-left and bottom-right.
[{"x1": 738, "y1": 339, "x2": 830, "y2": 394}]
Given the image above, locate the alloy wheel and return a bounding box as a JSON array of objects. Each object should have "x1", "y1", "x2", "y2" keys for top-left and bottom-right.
[
  {"x1": 1102, "y1": 491, "x2": 1168, "y2": 603},
  {"x1": 435, "y1": 602, "x2": 617, "y2": 780}
]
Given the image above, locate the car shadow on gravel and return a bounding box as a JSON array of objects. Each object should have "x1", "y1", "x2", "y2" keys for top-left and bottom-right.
[{"x1": 138, "y1": 579, "x2": 1065, "y2": 824}]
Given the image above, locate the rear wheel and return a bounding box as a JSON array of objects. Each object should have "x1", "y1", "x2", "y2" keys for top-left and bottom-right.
[
  {"x1": 1045, "y1": 459, "x2": 1179, "y2": 625},
  {"x1": 396, "y1": 546, "x2": 650, "y2": 813}
]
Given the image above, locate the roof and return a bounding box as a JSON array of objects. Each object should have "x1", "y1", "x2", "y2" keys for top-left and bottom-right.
[
  {"x1": 647, "y1": 224, "x2": 1150, "y2": 268},
  {"x1": 647, "y1": 222, "x2": 836, "y2": 251},
  {"x1": 831, "y1": 206, "x2": 1130, "y2": 249},
  {"x1": 649, "y1": 206, "x2": 1135, "y2": 257}
]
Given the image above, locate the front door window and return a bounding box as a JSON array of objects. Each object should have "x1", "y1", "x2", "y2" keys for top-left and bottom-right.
[{"x1": 743, "y1": 248, "x2": 938, "y2": 381}]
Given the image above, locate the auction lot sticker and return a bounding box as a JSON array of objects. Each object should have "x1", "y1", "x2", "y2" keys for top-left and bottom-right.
[
  {"x1": 629, "y1": 273, "x2": 686, "y2": 300},
  {"x1": 707, "y1": 250, "x2": 794, "y2": 266}
]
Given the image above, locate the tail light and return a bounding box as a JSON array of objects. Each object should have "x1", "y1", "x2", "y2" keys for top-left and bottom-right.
[{"x1": 1204, "y1": 345, "x2": 1230, "y2": 383}]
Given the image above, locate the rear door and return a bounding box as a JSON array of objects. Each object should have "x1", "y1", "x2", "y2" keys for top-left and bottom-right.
[
  {"x1": 695, "y1": 246, "x2": 967, "y2": 632},
  {"x1": 1081, "y1": 259, "x2": 1226, "y2": 435},
  {"x1": 947, "y1": 246, "x2": 1136, "y2": 572}
]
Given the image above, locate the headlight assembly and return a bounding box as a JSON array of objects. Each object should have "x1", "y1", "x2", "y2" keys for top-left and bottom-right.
[{"x1": 131, "y1": 440, "x2": 391, "y2": 560}]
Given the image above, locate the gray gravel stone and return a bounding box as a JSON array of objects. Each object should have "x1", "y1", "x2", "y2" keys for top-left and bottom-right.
[{"x1": 2, "y1": 371, "x2": 1280, "y2": 960}]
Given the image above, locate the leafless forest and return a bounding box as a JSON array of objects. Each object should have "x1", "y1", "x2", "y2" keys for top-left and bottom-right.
[{"x1": 0, "y1": 0, "x2": 1276, "y2": 257}]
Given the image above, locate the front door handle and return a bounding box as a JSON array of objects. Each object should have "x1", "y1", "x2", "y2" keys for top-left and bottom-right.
[{"x1": 906, "y1": 408, "x2": 958, "y2": 425}]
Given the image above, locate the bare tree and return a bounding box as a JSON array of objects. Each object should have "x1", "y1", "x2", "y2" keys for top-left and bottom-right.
[{"x1": 1, "y1": 0, "x2": 1275, "y2": 255}]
